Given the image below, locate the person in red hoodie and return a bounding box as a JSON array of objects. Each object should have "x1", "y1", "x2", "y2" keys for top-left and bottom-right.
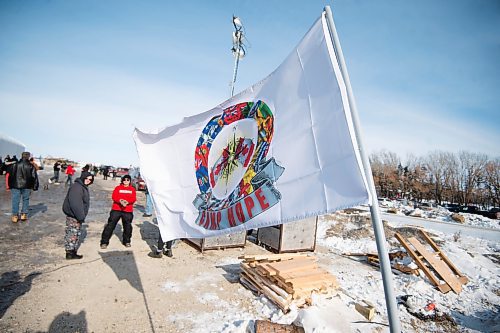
[
  {"x1": 100, "y1": 175, "x2": 137, "y2": 248},
  {"x1": 65, "y1": 164, "x2": 76, "y2": 186}
]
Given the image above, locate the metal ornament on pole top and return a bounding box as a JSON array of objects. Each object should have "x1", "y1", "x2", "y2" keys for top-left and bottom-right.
[
  {"x1": 323, "y1": 6, "x2": 401, "y2": 332},
  {"x1": 230, "y1": 16, "x2": 246, "y2": 97}
]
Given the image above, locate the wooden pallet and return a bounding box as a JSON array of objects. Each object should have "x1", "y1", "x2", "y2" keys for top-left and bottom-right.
[
  {"x1": 395, "y1": 231, "x2": 468, "y2": 294},
  {"x1": 239, "y1": 253, "x2": 338, "y2": 312},
  {"x1": 344, "y1": 252, "x2": 419, "y2": 275},
  {"x1": 366, "y1": 254, "x2": 419, "y2": 275}
]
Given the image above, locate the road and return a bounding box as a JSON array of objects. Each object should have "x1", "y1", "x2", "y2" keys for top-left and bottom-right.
[{"x1": 380, "y1": 212, "x2": 500, "y2": 242}]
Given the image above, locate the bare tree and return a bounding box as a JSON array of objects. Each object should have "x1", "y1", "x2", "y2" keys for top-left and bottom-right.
[
  {"x1": 370, "y1": 150, "x2": 400, "y2": 198},
  {"x1": 425, "y1": 151, "x2": 458, "y2": 205},
  {"x1": 457, "y1": 151, "x2": 488, "y2": 205},
  {"x1": 484, "y1": 158, "x2": 500, "y2": 207},
  {"x1": 369, "y1": 150, "x2": 498, "y2": 209}
]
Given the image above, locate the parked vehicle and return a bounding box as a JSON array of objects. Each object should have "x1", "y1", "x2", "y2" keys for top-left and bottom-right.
[
  {"x1": 133, "y1": 174, "x2": 147, "y2": 191},
  {"x1": 443, "y1": 203, "x2": 461, "y2": 213},
  {"x1": 480, "y1": 208, "x2": 500, "y2": 220},
  {"x1": 488, "y1": 208, "x2": 500, "y2": 220},
  {"x1": 115, "y1": 167, "x2": 129, "y2": 178},
  {"x1": 460, "y1": 206, "x2": 480, "y2": 214},
  {"x1": 378, "y1": 198, "x2": 390, "y2": 207},
  {"x1": 418, "y1": 202, "x2": 437, "y2": 210}
]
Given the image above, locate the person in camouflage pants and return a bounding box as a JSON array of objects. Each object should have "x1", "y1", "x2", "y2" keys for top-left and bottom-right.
[
  {"x1": 64, "y1": 216, "x2": 82, "y2": 251},
  {"x1": 62, "y1": 171, "x2": 94, "y2": 260}
]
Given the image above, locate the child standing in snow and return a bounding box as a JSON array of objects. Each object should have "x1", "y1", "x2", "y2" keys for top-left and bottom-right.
[{"x1": 100, "y1": 175, "x2": 137, "y2": 248}]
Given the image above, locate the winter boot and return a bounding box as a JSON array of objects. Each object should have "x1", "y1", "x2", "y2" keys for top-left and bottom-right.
[
  {"x1": 20, "y1": 213, "x2": 28, "y2": 221},
  {"x1": 148, "y1": 246, "x2": 162, "y2": 258},
  {"x1": 163, "y1": 248, "x2": 173, "y2": 257},
  {"x1": 66, "y1": 250, "x2": 83, "y2": 260},
  {"x1": 11, "y1": 215, "x2": 19, "y2": 223}
]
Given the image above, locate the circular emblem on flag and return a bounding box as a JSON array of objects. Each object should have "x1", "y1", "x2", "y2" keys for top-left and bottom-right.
[{"x1": 193, "y1": 100, "x2": 281, "y2": 230}]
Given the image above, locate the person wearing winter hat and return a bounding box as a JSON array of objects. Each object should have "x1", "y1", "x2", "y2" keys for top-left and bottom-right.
[
  {"x1": 100, "y1": 174, "x2": 137, "y2": 248},
  {"x1": 9, "y1": 152, "x2": 39, "y2": 223},
  {"x1": 62, "y1": 171, "x2": 94, "y2": 259}
]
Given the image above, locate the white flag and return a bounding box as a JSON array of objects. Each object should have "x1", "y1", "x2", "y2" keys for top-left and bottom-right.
[{"x1": 134, "y1": 13, "x2": 370, "y2": 242}]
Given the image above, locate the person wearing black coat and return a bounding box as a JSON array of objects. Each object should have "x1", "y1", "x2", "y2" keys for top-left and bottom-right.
[
  {"x1": 62, "y1": 171, "x2": 94, "y2": 259},
  {"x1": 9, "y1": 152, "x2": 39, "y2": 223}
]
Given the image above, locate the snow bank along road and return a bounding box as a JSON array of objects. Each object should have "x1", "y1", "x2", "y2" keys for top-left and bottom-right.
[{"x1": 381, "y1": 212, "x2": 500, "y2": 242}]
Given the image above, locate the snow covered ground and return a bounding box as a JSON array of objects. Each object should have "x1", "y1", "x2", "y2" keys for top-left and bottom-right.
[
  {"x1": 158, "y1": 205, "x2": 499, "y2": 332},
  {"x1": 315, "y1": 211, "x2": 499, "y2": 332},
  {"x1": 377, "y1": 201, "x2": 499, "y2": 230}
]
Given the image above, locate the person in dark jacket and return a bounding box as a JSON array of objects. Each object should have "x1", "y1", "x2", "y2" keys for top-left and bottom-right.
[
  {"x1": 62, "y1": 171, "x2": 94, "y2": 259},
  {"x1": 49, "y1": 160, "x2": 62, "y2": 184},
  {"x1": 9, "y1": 152, "x2": 39, "y2": 223}
]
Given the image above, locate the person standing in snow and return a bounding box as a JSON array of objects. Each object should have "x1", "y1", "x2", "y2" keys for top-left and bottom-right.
[
  {"x1": 62, "y1": 171, "x2": 94, "y2": 259},
  {"x1": 100, "y1": 175, "x2": 137, "y2": 248},
  {"x1": 65, "y1": 164, "x2": 75, "y2": 186},
  {"x1": 9, "y1": 152, "x2": 39, "y2": 223},
  {"x1": 149, "y1": 231, "x2": 174, "y2": 258},
  {"x1": 49, "y1": 160, "x2": 62, "y2": 184},
  {"x1": 143, "y1": 187, "x2": 153, "y2": 217}
]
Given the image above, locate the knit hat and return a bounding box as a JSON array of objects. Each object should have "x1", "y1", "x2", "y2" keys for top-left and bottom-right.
[{"x1": 80, "y1": 171, "x2": 94, "y2": 184}]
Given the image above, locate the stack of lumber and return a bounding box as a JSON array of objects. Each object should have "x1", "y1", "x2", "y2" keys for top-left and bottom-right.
[{"x1": 239, "y1": 253, "x2": 339, "y2": 312}]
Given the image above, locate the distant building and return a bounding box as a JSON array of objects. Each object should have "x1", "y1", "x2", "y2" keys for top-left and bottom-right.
[{"x1": 0, "y1": 133, "x2": 26, "y2": 157}]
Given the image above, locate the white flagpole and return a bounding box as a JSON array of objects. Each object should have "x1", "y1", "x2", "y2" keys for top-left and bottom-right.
[{"x1": 324, "y1": 6, "x2": 401, "y2": 332}]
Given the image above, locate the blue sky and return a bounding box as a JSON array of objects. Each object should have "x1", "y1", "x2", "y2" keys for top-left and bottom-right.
[{"x1": 1, "y1": 0, "x2": 499, "y2": 166}]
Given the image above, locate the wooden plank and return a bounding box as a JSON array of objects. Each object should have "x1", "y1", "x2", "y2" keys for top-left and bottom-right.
[
  {"x1": 285, "y1": 273, "x2": 338, "y2": 289},
  {"x1": 240, "y1": 274, "x2": 260, "y2": 293},
  {"x1": 238, "y1": 253, "x2": 308, "y2": 262},
  {"x1": 279, "y1": 268, "x2": 329, "y2": 282},
  {"x1": 355, "y1": 302, "x2": 375, "y2": 321},
  {"x1": 343, "y1": 252, "x2": 375, "y2": 257},
  {"x1": 265, "y1": 258, "x2": 317, "y2": 275},
  {"x1": 255, "y1": 263, "x2": 279, "y2": 276},
  {"x1": 241, "y1": 263, "x2": 292, "y2": 301},
  {"x1": 395, "y1": 233, "x2": 448, "y2": 291},
  {"x1": 290, "y1": 279, "x2": 338, "y2": 293},
  {"x1": 260, "y1": 283, "x2": 291, "y2": 312},
  {"x1": 407, "y1": 237, "x2": 463, "y2": 294},
  {"x1": 367, "y1": 256, "x2": 419, "y2": 275},
  {"x1": 419, "y1": 230, "x2": 469, "y2": 284}
]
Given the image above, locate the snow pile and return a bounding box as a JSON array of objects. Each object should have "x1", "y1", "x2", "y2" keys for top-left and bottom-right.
[{"x1": 378, "y1": 201, "x2": 500, "y2": 230}]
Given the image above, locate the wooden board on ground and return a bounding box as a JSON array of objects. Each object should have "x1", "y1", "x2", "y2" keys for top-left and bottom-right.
[
  {"x1": 395, "y1": 232, "x2": 451, "y2": 293},
  {"x1": 419, "y1": 230, "x2": 469, "y2": 285},
  {"x1": 395, "y1": 231, "x2": 468, "y2": 294},
  {"x1": 407, "y1": 237, "x2": 463, "y2": 293},
  {"x1": 355, "y1": 302, "x2": 375, "y2": 321}
]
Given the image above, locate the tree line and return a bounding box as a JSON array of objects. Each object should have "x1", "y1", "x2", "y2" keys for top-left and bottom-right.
[{"x1": 369, "y1": 150, "x2": 499, "y2": 209}]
